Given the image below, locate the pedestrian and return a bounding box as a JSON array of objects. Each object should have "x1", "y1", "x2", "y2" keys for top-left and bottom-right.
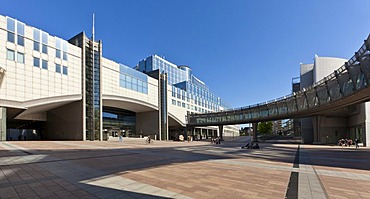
[
  {"x1": 355, "y1": 138, "x2": 359, "y2": 149},
  {"x1": 119, "y1": 135, "x2": 123, "y2": 142}
]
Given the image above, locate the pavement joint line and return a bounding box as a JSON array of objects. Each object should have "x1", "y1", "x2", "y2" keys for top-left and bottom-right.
[
  {"x1": 0, "y1": 152, "x2": 141, "y2": 167},
  {"x1": 0, "y1": 142, "x2": 33, "y2": 155},
  {"x1": 0, "y1": 142, "x2": 192, "y2": 198},
  {"x1": 35, "y1": 157, "x2": 193, "y2": 199},
  {"x1": 285, "y1": 144, "x2": 300, "y2": 199},
  {"x1": 298, "y1": 145, "x2": 328, "y2": 199},
  {"x1": 2, "y1": 140, "x2": 369, "y2": 199}
]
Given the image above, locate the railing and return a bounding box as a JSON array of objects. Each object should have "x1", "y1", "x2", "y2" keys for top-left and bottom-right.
[{"x1": 188, "y1": 34, "x2": 370, "y2": 126}]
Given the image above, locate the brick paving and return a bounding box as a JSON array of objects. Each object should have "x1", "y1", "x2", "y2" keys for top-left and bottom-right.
[{"x1": 0, "y1": 138, "x2": 369, "y2": 198}]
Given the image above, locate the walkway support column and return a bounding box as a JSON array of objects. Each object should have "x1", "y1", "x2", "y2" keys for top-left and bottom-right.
[
  {"x1": 252, "y1": 122, "x2": 258, "y2": 141},
  {"x1": 0, "y1": 107, "x2": 6, "y2": 141},
  {"x1": 218, "y1": 125, "x2": 224, "y2": 140}
]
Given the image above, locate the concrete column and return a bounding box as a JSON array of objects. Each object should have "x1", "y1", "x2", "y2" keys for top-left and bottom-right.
[
  {"x1": 192, "y1": 127, "x2": 195, "y2": 140},
  {"x1": 312, "y1": 115, "x2": 322, "y2": 143},
  {"x1": 199, "y1": 128, "x2": 202, "y2": 140},
  {"x1": 252, "y1": 122, "x2": 258, "y2": 141},
  {"x1": 0, "y1": 107, "x2": 6, "y2": 141},
  {"x1": 218, "y1": 125, "x2": 224, "y2": 140}
]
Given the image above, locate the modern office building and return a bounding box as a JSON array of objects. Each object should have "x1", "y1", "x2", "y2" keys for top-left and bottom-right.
[
  {"x1": 299, "y1": 55, "x2": 367, "y2": 144},
  {"x1": 0, "y1": 15, "x2": 238, "y2": 141}
]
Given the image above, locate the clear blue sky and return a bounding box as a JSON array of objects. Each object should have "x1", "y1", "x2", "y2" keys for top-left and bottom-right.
[{"x1": 2, "y1": 0, "x2": 370, "y2": 108}]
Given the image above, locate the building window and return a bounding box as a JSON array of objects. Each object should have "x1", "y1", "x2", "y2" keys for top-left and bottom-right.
[
  {"x1": 55, "y1": 64, "x2": 61, "y2": 73},
  {"x1": 62, "y1": 41, "x2": 68, "y2": 61},
  {"x1": 172, "y1": 99, "x2": 176, "y2": 105},
  {"x1": 16, "y1": 21, "x2": 25, "y2": 46},
  {"x1": 63, "y1": 52, "x2": 68, "y2": 61},
  {"x1": 7, "y1": 17, "x2": 15, "y2": 32},
  {"x1": 41, "y1": 32, "x2": 48, "y2": 44},
  {"x1": 33, "y1": 57, "x2": 40, "y2": 67},
  {"x1": 56, "y1": 49, "x2": 61, "y2": 58},
  {"x1": 42, "y1": 60, "x2": 48, "y2": 70},
  {"x1": 62, "y1": 66, "x2": 68, "y2": 75},
  {"x1": 33, "y1": 29, "x2": 40, "y2": 41},
  {"x1": 17, "y1": 35, "x2": 24, "y2": 46},
  {"x1": 17, "y1": 21, "x2": 24, "y2": 35},
  {"x1": 42, "y1": 44, "x2": 48, "y2": 54},
  {"x1": 17, "y1": 52, "x2": 24, "y2": 64},
  {"x1": 7, "y1": 32, "x2": 15, "y2": 43},
  {"x1": 7, "y1": 49, "x2": 15, "y2": 61},
  {"x1": 33, "y1": 29, "x2": 40, "y2": 51},
  {"x1": 34, "y1": 41, "x2": 40, "y2": 51}
]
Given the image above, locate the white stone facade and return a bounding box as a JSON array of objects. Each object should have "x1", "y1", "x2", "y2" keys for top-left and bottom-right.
[{"x1": 0, "y1": 14, "x2": 239, "y2": 140}]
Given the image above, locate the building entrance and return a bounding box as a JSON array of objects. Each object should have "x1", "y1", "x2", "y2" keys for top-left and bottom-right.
[{"x1": 103, "y1": 107, "x2": 136, "y2": 140}]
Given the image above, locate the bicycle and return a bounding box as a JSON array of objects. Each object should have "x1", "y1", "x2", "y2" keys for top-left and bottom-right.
[{"x1": 146, "y1": 137, "x2": 154, "y2": 144}]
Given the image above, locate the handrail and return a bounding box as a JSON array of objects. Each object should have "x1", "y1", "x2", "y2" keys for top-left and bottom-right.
[{"x1": 188, "y1": 34, "x2": 370, "y2": 126}]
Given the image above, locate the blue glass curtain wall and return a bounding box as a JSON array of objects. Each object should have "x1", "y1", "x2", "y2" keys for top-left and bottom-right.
[{"x1": 119, "y1": 64, "x2": 148, "y2": 94}]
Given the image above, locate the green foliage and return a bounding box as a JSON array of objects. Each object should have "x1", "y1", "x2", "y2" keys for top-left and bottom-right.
[{"x1": 258, "y1": 121, "x2": 273, "y2": 135}]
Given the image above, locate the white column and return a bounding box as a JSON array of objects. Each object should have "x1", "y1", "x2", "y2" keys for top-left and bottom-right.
[{"x1": 0, "y1": 107, "x2": 6, "y2": 141}]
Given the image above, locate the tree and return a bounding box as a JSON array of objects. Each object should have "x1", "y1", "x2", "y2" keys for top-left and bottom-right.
[{"x1": 257, "y1": 121, "x2": 273, "y2": 135}]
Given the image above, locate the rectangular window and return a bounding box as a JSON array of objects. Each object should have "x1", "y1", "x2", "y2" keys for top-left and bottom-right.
[
  {"x1": 33, "y1": 29, "x2": 40, "y2": 41},
  {"x1": 63, "y1": 52, "x2": 68, "y2": 61},
  {"x1": 34, "y1": 41, "x2": 40, "y2": 51},
  {"x1": 172, "y1": 99, "x2": 176, "y2": 105},
  {"x1": 7, "y1": 32, "x2": 15, "y2": 43},
  {"x1": 42, "y1": 60, "x2": 48, "y2": 69},
  {"x1": 7, "y1": 17, "x2": 15, "y2": 32},
  {"x1": 62, "y1": 66, "x2": 68, "y2": 75},
  {"x1": 126, "y1": 76, "x2": 132, "y2": 83},
  {"x1": 56, "y1": 49, "x2": 61, "y2": 58},
  {"x1": 55, "y1": 38, "x2": 61, "y2": 50},
  {"x1": 42, "y1": 44, "x2": 48, "y2": 54},
  {"x1": 55, "y1": 64, "x2": 61, "y2": 73},
  {"x1": 17, "y1": 22, "x2": 25, "y2": 35},
  {"x1": 7, "y1": 49, "x2": 15, "y2": 61},
  {"x1": 17, "y1": 52, "x2": 24, "y2": 63},
  {"x1": 33, "y1": 57, "x2": 40, "y2": 67},
  {"x1": 62, "y1": 41, "x2": 68, "y2": 52},
  {"x1": 17, "y1": 35, "x2": 24, "y2": 46},
  {"x1": 132, "y1": 84, "x2": 138, "y2": 91},
  {"x1": 42, "y1": 32, "x2": 48, "y2": 44}
]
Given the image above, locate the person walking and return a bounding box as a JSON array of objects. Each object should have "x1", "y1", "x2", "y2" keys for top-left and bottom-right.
[
  {"x1": 355, "y1": 138, "x2": 360, "y2": 149},
  {"x1": 119, "y1": 135, "x2": 123, "y2": 142}
]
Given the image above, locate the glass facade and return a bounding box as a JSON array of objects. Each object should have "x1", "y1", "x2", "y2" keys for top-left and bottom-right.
[
  {"x1": 103, "y1": 107, "x2": 136, "y2": 140},
  {"x1": 136, "y1": 54, "x2": 232, "y2": 114},
  {"x1": 159, "y1": 73, "x2": 168, "y2": 140},
  {"x1": 93, "y1": 50, "x2": 101, "y2": 141},
  {"x1": 78, "y1": 36, "x2": 102, "y2": 141},
  {"x1": 119, "y1": 64, "x2": 148, "y2": 94},
  {"x1": 136, "y1": 55, "x2": 189, "y2": 85}
]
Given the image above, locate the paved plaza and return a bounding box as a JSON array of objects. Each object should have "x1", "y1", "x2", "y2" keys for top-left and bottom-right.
[{"x1": 0, "y1": 137, "x2": 370, "y2": 199}]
